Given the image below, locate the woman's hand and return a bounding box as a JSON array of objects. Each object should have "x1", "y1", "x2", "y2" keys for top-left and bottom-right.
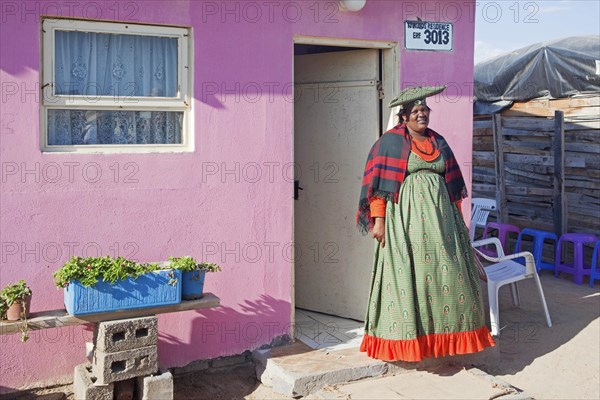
[{"x1": 372, "y1": 217, "x2": 386, "y2": 248}]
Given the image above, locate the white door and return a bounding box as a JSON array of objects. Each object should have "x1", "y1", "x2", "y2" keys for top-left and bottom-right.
[{"x1": 294, "y1": 49, "x2": 380, "y2": 320}]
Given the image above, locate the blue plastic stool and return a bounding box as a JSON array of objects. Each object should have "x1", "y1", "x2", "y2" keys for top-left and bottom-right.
[
  {"x1": 515, "y1": 228, "x2": 558, "y2": 273},
  {"x1": 554, "y1": 233, "x2": 598, "y2": 285},
  {"x1": 590, "y1": 241, "x2": 600, "y2": 288}
]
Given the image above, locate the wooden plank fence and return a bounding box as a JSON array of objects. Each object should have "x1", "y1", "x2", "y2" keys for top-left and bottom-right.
[{"x1": 472, "y1": 95, "x2": 600, "y2": 237}]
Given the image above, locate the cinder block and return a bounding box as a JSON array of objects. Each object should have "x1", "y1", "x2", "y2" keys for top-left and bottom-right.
[
  {"x1": 136, "y1": 370, "x2": 173, "y2": 400},
  {"x1": 92, "y1": 346, "x2": 158, "y2": 385},
  {"x1": 95, "y1": 316, "x2": 158, "y2": 353},
  {"x1": 73, "y1": 363, "x2": 114, "y2": 400}
]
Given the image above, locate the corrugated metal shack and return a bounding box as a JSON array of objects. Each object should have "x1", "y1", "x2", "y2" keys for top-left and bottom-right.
[{"x1": 472, "y1": 36, "x2": 600, "y2": 238}]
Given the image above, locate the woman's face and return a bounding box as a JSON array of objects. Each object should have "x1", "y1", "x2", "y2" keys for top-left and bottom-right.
[{"x1": 403, "y1": 104, "x2": 430, "y2": 134}]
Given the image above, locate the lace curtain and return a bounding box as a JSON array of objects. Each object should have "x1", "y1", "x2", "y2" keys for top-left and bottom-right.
[
  {"x1": 48, "y1": 30, "x2": 181, "y2": 145},
  {"x1": 48, "y1": 109, "x2": 182, "y2": 145}
]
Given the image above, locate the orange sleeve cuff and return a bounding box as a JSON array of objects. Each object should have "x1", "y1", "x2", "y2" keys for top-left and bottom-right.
[
  {"x1": 455, "y1": 199, "x2": 462, "y2": 214},
  {"x1": 370, "y1": 198, "x2": 386, "y2": 218}
]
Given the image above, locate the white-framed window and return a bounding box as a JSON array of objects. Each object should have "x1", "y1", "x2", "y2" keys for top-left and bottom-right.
[{"x1": 41, "y1": 18, "x2": 193, "y2": 153}]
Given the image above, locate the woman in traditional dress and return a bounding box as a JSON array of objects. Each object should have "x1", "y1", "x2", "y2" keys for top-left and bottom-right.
[{"x1": 356, "y1": 86, "x2": 495, "y2": 362}]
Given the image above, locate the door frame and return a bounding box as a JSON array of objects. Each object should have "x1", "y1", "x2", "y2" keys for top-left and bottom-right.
[{"x1": 291, "y1": 35, "x2": 400, "y2": 332}]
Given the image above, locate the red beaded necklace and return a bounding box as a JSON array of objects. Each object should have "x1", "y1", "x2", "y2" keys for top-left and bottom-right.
[
  {"x1": 411, "y1": 136, "x2": 434, "y2": 154},
  {"x1": 409, "y1": 135, "x2": 439, "y2": 161}
]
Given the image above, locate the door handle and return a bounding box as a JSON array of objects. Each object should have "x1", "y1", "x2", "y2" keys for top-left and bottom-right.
[{"x1": 294, "y1": 180, "x2": 303, "y2": 200}]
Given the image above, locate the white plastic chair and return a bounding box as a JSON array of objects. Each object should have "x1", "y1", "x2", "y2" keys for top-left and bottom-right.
[
  {"x1": 470, "y1": 198, "x2": 497, "y2": 241},
  {"x1": 472, "y1": 237, "x2": 552, "y2": 336}
]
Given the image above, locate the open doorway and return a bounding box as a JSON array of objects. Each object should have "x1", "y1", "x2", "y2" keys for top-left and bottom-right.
[{"x1": 292, "y1": 38, "x2": 399, "y2": 340}]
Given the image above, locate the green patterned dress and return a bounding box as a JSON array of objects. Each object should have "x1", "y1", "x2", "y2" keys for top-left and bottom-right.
[{"x1": 360, "y1": 152, "x2": 494, "y2": 362}]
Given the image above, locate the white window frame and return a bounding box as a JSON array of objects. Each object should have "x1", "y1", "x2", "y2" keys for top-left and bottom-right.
[{"x1": 41, "y1": 18, "x2": 193, "y2": 153}]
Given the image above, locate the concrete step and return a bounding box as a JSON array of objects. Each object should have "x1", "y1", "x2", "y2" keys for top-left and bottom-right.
[
  {"x1": 311, "y1": 365, "x2": 532, "y2": 400},
  {"x1": 253, "y1": 340, "x2": 531, "y2": 399},
  {"x1": 253, "y1": 341, "x2": 389, "y2": 398}
]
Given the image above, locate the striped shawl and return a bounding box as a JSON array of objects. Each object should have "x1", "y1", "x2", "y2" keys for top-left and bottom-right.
[{"x1": 357, "y1": 124, "x2": 468, "y2": 234}]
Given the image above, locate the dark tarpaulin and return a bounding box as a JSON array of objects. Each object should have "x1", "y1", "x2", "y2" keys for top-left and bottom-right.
[
  {"x1": 474, "y1": 36, "x2": 600, "y2": 114},
  {"x1": 473, "y1": 100, "x2": 513, "y2": 115}
]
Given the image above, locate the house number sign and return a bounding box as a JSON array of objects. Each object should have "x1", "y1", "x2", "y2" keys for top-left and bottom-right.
[{"x1": 404, "y1": 20, "x2": 453, "y2": 51}]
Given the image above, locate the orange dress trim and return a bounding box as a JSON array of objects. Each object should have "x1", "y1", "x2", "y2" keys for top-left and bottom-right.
[{"x1": 359, "y1": 326, "x2": 495, "y2": 362}]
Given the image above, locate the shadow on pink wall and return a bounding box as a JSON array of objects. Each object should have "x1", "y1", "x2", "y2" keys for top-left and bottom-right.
[{"x1": 159, "y1": 295, "x2": 291, "y2": 367}]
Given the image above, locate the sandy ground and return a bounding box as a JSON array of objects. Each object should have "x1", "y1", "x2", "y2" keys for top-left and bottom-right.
[
  {"x1": 2, "y1": 273, "x2": 599, "y2": 400},
  {"x1": 467, "y1": 273, "x2": 600, "y2": 399}
]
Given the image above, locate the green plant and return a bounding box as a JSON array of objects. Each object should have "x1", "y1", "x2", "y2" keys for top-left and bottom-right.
[
  {"x1": 0, "y1": 300, "x2": 7, "y2": 320},
  {"x1": 168, "y1": 256, "x2": 221, "y2": 273},
  {"x1": 53, "y1": 256, "x2": 161, "y2": 288},
  {"x1": 0, "y1": 280, "x2": 32, "y2": 341},
  {"x1": 20, "y1": 321, "x2": 29, "y2": 342},
  {"x1": 0, "y1": 280, "x2": 32, "y2": 307},
  {"x1": 53, "y1": 256, "x2": 221, "y2": 289}
]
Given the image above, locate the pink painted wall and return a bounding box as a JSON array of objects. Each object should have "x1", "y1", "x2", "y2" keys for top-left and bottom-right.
[{"x1": 0, "y1": 0, "x2": 475, "y2": 391}]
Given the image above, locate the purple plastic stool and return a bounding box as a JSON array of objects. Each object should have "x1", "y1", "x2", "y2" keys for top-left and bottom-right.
[
  {"x1": 554, "y1": 233, "x2": 598, "y2": 285},
  {"x1": 590, "y1": 241, "x2": 600, "y2": 288},
  {"x1": 481, "y1": 222, "x2": 521, "y2": 257}
]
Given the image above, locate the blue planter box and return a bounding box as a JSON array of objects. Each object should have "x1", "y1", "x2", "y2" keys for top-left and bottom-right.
[
  {"x1": 182, "y1": 270, "x2": 206, "y2": 300},
  {"x1": 64, "y1": 269, "x2": 182, "y2": 315}
]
